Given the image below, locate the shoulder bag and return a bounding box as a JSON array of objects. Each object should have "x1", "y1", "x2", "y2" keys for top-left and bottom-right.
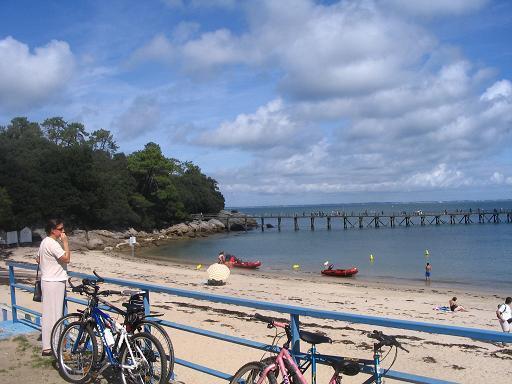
[{"x1": 33, "y1": 264, "x2": 42, "y2": 302}]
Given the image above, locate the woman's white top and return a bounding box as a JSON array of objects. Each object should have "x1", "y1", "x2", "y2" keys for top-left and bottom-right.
[{"x1": 38, "y1": 236, "x2": 67, "y2": 281}]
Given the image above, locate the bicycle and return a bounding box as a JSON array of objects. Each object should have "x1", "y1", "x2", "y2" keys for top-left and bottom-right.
[
  {"x1": 230, "y1": 313, "x2": 408, "y2": 384},
  {"x1": 51, "y1": 274, "x2": 175, "y2": 381},
  {"x1": 56, "y1": 272, "x2": 168, "y2": 384}
]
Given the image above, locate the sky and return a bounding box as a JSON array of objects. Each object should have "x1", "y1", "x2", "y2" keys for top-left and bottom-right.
[{"x1": 1, "y1": 0, "x2": 511, "y2": 207}]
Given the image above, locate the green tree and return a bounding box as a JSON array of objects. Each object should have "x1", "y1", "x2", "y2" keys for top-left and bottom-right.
[
  {"x1": 0, "y1": 187, "x2": 14, "y2": 229},
  {"x1": 127, "y1": 142, "x2": 184, "y2": 228},
  {"x1": 175, "y1": 162, "x2": 225, "y2": 214},
  {"x1": 89, "y1": 129, "x2": 118, "y2": 155},
  {"x1": 41, "y1": 117, "x2": 66, "y2": 145}
]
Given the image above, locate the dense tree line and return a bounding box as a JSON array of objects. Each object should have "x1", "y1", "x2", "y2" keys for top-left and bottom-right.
[{"x1": 0, "y1": 117, "x2": 224, "y2": 230}]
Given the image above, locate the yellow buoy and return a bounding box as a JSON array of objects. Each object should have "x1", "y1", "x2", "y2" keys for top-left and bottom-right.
[
  {"x1": 196, "y1": 264, "x2": 203, "y2": 270},
  {"x1": 369, "y1": 254, "x2": 374, "y2": 263},
  {"x1": 292, "y1": 264, "x2": 300, "y2": 270}
]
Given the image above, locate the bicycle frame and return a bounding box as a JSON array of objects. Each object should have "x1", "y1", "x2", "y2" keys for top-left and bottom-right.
[
  {"x1": 72, "y1": 306, "x2": 147, "y2": 372},
  {"x1": 261, "y1": 346, "x2": 384, "y2": 384}
]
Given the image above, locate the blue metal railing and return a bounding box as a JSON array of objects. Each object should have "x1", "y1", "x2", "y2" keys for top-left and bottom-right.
[{"x1": 7, "y1": 261, "x2": 512, "y2": 383}]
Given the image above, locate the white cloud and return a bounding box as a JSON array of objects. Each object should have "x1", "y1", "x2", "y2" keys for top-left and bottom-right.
[
  {"x1": 405, "y1": 164, "x2": 469, "y2": 188},
  {"x1": 112, "y1": 96, "x2": 161, "y2": 140},
  {"x1": 196, "y1": 99, "x2": 300, "y2": 148},
  {"x1": 129, "y1": 34, "x2": 174, "y2": 65},
  {"x1": 381, "y1": 0, "x2": 489, "y2": 17},
  {"x1": 480, "y1": 79, "x2": 512, "y2": 102},
  {"x1": 0, "y1": 36, "x2": 75, "y2": 111},
  {"x1": 162, "y1": 0, "x2": 236, "y2": 9}
]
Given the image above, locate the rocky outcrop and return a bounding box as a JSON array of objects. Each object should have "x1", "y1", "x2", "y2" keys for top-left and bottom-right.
[
  {"x1": 66, "y1": 218, "x2": 229, "y2": 252},
  {"x1": 216, "y1": 210, "x2": 258, "y2": 231}
]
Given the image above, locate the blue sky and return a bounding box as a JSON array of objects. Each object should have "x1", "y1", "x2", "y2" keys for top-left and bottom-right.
[{"x1": 1, "y1": 0, "x2": 511, "y2": 206}]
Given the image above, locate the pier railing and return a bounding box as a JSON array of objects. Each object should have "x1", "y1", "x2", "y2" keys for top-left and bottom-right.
[
  {"x1": 7, "y1": 261, "x2": 512, "y2": 383},
  {"x1": 193, "y1": 209, "x2": 512, "y2": 231}
]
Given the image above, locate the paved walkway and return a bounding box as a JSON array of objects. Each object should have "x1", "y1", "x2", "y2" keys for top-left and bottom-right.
[{"x1": 0, "y1": 320, "x2": 38, "y2": 340}]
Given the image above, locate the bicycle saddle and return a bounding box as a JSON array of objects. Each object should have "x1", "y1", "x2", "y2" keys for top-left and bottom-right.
[
  {"x1": 299, "y1": 330, "x2": 332, "y2": 345},
  {"x1": 122, "y1": 302, "x2": 144, "y2": 312}
]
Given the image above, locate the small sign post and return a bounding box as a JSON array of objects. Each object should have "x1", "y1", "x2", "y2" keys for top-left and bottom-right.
[{"x1": 129, "y1": 236, "x2": 136, "y2": 257}]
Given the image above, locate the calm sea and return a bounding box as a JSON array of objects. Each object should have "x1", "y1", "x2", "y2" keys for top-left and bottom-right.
[{"x1": 144, "y1": 201, "x2": 512, "y2": 293}]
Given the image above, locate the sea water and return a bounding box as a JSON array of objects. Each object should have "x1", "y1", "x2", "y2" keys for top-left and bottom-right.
[{"x1": 144, "y1": 201, "x2": 512, "y2": 292}]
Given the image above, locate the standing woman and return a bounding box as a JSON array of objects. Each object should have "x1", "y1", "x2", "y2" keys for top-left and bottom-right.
[{"x1": 37, "y1": 219, "x2": 70, "y2": 356}]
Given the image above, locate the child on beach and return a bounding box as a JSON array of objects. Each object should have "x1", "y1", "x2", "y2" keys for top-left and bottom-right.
[
  {"x1": 449, "y1": 297, "x2": 467, "y2": 312},
  {"x1": 425, "y1": 262, "x2": 431, "y2": 281}
]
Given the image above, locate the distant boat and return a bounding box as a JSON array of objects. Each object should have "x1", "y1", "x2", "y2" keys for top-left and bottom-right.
[
  {"x1": 321, "y1": 267, "x2": 358, "y2": 277},
  {"x1": 226, "y1": 254, "x2": 262, "y2": 269}
]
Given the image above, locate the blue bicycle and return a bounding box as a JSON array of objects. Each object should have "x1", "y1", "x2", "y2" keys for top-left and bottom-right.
[{"x1": 57, "y1": 272, "x2": 167, "y2": 384}]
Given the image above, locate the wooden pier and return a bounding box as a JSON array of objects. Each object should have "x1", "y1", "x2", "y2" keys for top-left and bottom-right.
[{"x1": 193, "y1": 209, "x2": 512, "y2": 232}]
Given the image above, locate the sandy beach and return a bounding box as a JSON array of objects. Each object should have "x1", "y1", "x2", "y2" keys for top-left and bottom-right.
[{"x1": 1, "y1": 245, "x2": 511, "y2": 383}]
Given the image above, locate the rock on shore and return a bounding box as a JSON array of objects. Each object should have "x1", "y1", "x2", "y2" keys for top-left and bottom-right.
[{"x1": 65, "y1": 219, "x2": 226, "y2": 252}]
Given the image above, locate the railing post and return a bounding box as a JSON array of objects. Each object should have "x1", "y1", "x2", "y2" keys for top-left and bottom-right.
[
  {"x1": 9, "y1": 265, "x2": 18, "y2": 323},
  {"x1": 144, "y1": 291, "x2": 151, "y2": 317},
  {"x1": 290, "y1": 314, "x2": 300, "y2": 360},
  {"x1": 143, "y1": 291, "x2": 151, "y2": 334}
]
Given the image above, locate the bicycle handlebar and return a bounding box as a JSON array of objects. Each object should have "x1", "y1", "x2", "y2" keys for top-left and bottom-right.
[
  {"x1": 67, "y1": 272, "x2": 121, "y2": 298},
  {"x1": 254, "y1": 313, "x2": 288, "y2": 329}
]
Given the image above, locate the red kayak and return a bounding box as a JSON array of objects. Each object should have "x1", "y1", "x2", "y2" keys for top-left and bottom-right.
[
  {"x1": 232, "y1": 260, "x2": 262, "y2": 269},
  {"x1": 321, "y1": 267, "x2": 358, "y2": 277}
]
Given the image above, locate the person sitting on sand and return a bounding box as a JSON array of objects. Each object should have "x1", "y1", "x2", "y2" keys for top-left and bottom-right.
[
  {"x1": 449, "y1": 297, "x2": 467, "y2": 312},
  {"x1": 218, "y1": 251, "x2": 226, "y2": 264}
]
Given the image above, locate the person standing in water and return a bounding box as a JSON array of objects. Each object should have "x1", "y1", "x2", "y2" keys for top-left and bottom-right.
[{"x1": 425, "y1": 262, "x2": 432, "y2": 281}]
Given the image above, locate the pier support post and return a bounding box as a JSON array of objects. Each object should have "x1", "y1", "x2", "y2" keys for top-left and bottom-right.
[
  {"x1": 278, "y1": 217, "x2": 281, "y2": 231},
  {"x1": 405, "y1": 216, "x2": 410, "y2": 226},
  {"x1": 390, "y1": 216, "x2": 395, "y2": 227},
  {"x1": 310, "y1": 217, "x2": 315, "y2": 231},
  {"x1": 359, "y1": 216, "x2": 363, "y2": 228},
  {"x1": 327, "y1": 217, "x2": 331, "y2": 230},
  {"x1": 421, "y1": 216, "x2": 425, "y2": 226},
  {"x1": 374, "y1": 216, "x2": 379, "y2": 228},
  {"x1": 343, "y1": 217, "x2": 347, "y2": 229},
  {"x1": 435, "y1": 216, "x2": 440, "y2": 225},
  {"x1": 244, "y1": 217, "x2": 247, "y2": 232},
  {"x1": 261, "y1": 217, "x2": 264, "y2": 232},
  {"x1": 294, "y1": 217, "x2": 299, "y2": 231}
]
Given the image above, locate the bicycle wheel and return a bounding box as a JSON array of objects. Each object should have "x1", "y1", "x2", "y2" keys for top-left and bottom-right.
[
  {"x1": 51, "y1": 313, "x2": 82, "y2": 359},
  {"x1": 57, "y1": 321, "x2": 98, "y2": 384},
  {"x1": 136, "y1": 320, "x2": 175, "y2": 382},
  {"x1": 229, "y1": 361, "x2": 277, "y2": 384},
  {"x1": 119, "y1": 331, "x2": 167, "y2": 384}
]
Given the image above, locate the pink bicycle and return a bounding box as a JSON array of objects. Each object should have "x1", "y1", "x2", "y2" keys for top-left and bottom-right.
[{"x1": 229, "y1": 313, "x2": 408, "y2": 384}]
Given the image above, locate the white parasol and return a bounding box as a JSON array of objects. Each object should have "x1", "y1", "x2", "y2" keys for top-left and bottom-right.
[{"x1": 207, "y1": 263, "x2": 231, "y2": 281}]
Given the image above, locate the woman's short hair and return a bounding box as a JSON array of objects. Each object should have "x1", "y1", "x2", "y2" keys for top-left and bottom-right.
[{"x1": 45, "y1": 218, "x2": 63, "y2": 235}]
